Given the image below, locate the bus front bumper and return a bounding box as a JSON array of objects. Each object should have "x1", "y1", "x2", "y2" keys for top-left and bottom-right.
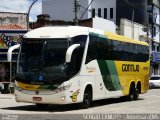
[{"x1": 14, "y1": 90, "x2": 71, "y2": 105}]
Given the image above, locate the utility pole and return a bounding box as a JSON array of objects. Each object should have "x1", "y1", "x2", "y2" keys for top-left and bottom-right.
[
  {"x1": 73, "y1": 0, "x2": 79, "y2": 25},
  {"x1": 27, "y1": 0, "x2": 38, "y2": 31},
  {"x1": 132, "y1": 10, "x2": 134, "y2": 39}
]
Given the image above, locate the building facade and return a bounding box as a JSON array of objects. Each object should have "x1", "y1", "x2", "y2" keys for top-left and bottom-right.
[
  {"x1": 120, "y1": 18, "x2": 146, "y2": 41},
  {"x1": 89, "y1": 0, "x2": 116, "y2": 22},
  {"x1": 0, "y1": 30, "x2": 27, "y2": 82},
  {"x1": 148, "y1": 0, "x2": 160, "y2": 75},
  {"x1": 0, "y1": 12, "x2": 27, "y2": 84},
  {"x1": 0, "y1": 12, "x2": 27, "y2": 27},
  {"x1": 42, "y1": 0, "x2": 149, "y2": 26},
  {"x1": 116, "y1": 0, "x2": 148, "y2": 26},
  {"x1": 42, "y1": 0, "x2": 88, "y2": 21},
  {"x1": 42, "y1": 0, "x2": 116, "y2": 22}
]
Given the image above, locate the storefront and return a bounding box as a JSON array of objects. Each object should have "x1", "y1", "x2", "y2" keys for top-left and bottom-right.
[
  {"x1": 151, "y1": 51, "x2": 160, "y2": 75},
  {"x1": 0, "y1": 30, "x2": 27, "y2": 93}
]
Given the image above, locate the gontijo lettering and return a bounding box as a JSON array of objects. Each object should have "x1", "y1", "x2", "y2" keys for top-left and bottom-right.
[{"x1": 122, "y1": 64, "x2": 139, "y2": 72}]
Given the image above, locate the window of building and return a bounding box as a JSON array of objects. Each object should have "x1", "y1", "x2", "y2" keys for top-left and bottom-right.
[
  {"x1": 92, "y1": 8, "x2": 95, "y2": 18},
  {"x1": 104, "y1": 8, "x2": 107, "y2": 19},
  {"x1": 153, "y1": 26, "x2": 156, "y2": 36},
  {"x1": 153, "y1": 45, "x2": 155, "y2": 51},
  {"x1": 110, "y1": 8, "x2": 113, "y2": 19},
  {"x1": 157, "y1": 46, "x2": 159, "y2": 51},
  {"x1": 98, "y1": 8, "x2": 101, "y2": 17}
]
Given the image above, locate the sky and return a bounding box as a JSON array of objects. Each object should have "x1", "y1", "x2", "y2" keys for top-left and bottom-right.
[{"x1": 0, "y1": 0, "x2": 42, "y2": 22}]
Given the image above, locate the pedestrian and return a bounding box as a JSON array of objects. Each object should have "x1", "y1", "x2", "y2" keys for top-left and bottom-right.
[{"x1": 0, "y1": 64, "x2": 6, "y2": 82}]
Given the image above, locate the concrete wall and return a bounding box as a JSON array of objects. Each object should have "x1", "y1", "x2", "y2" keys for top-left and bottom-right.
[
  {"x1": 92, "y1": 17, "x2": 116, "y2": 33},
  {"x1": 120, "y1": 19, "x2": 146, "y2": 41},
  {"x1": 0, "y1": 12, "x2": 27, "y2": 26}
]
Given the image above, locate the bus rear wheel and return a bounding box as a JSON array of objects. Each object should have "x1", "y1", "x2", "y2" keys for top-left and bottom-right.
[
  {"x1": 134, "y1": 85, "x2": 140, "y2": 100},
  {"x1": 81, "y1": 88, "x2": 92, "y2": 108},
  {"x1": 128, "y1": 84, "x2": 136, "y2": 101}
]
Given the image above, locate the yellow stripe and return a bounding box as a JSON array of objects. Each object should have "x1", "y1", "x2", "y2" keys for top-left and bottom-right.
[
  {"x1": 16, "y1": 81, "x2": 40, "y2": 90},
  {"x1": 104, "y1": 32, "x2": 149, "y2": 46}
]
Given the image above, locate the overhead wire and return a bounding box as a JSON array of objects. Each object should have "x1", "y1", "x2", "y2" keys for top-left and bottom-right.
[{"x1": 79, "y1": 0, "x2": 94, "y2": 20}]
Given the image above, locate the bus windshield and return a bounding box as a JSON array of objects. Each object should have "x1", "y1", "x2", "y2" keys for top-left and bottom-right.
[{"x1": 17, "y1": 35, "x2": 87, "y2": 86}]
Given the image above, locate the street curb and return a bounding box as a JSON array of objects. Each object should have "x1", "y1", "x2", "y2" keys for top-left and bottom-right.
[{"x1": 0, "y1": 94, "x2": 15, "y2": 99}]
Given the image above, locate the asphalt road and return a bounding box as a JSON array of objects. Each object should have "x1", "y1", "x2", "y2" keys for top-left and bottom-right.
[{"x1": 0, "y1": 89, "x2": 160, "y2": 120}]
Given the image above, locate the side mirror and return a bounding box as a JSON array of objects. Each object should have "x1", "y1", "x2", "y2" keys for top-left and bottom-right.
[
  {"x1": 66, "y1": 44, "x2": 80, "y2": 63},
  {"x1": 7, "y1": 44, "x2": 20, "y2": 62}
]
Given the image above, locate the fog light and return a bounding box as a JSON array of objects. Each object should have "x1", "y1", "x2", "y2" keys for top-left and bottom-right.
[{"x1": 61, "y1": 96, "x2": 66, "y2": 100}]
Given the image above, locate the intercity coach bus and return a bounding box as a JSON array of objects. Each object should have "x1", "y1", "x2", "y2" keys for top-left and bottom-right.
[{"x1": 8, "y1": 26, "x2": 150, "y2": 108}]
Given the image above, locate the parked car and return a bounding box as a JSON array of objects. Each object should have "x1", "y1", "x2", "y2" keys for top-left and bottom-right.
[{"x1": 149, "y1": 75, "x2": 160, "y2": 89}]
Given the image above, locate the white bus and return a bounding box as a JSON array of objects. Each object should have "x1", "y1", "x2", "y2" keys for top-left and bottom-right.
[{"x1": 8, "y1": 26, "x2": 150, "y2": 108}]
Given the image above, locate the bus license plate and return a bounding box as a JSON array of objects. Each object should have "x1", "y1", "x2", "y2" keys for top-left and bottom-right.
[{"x1": 33, "y1": 97, "x2": 42, "y2": 101}]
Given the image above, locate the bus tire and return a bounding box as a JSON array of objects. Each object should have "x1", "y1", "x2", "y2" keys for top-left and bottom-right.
[
  {"x1": 128, "y1": 84, "x2": 135, "y2": 101},
  {"x1": 81, "y1": 87, "x2": 92, "y2": 108},
  {"x1": 134, "y1": 88, "x2": 139, "y2": 100},
  {"x1": 134, "y1": 83, "x2": 141, "y2": 100}
]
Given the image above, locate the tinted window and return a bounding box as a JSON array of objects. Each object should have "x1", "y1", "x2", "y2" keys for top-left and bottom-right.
[
  {"x1": 86, "y1": 33, "x2": 149, "y2": 63},
  {"x1": 98, "y1": 36, "x2": 109, "y2": 59},
  {"x1": 110, "y1": 40, "x2": 149, "y2": 62},
  {"x1": 86, "y1": 34, "x2": 99, "y2": 63},
  {"x1": 150, "y1": 77, "x2": 160, "y2": 80}
]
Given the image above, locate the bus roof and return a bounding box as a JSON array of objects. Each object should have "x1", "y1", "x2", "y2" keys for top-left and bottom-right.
[
  {"x1": 24, "y1": 26, "x2": 103, "y2": 38},
  {"x1": 24, "y1": 26, "x2": 148, "y2": 46}
]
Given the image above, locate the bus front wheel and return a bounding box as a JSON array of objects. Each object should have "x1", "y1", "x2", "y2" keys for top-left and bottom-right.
[{"x1": 81, "y1": 88, "x2": 92, "y2": 108}]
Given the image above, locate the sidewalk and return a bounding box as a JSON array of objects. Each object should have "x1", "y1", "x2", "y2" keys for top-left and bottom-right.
[{"x1": 0, "y1": 93, "x2": 15, "y2": 99}]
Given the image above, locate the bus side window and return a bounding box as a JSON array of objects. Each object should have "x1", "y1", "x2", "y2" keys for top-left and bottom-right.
[
  {"x1": 98, "y1": 37, "x2": 109, "y2": 60},
  {"x1": 86, "y1": 34, "x2": 99, "y2": 64}
]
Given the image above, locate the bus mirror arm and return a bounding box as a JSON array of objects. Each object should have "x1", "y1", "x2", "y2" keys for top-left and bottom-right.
[
  {"x1": 7, "y1": 44, "x2": 20, "y2": 62},
  {"x1": 66, "y1": 44, "x2": 80, "y2": 63}
]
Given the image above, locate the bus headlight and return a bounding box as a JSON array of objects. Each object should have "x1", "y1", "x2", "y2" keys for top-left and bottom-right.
[
  {"x1": 53, "y1": 84, "x2": 71, "y2": 93},
  {"x1": 61, "y1": 96, "x2": 66, "y2": 100}
]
